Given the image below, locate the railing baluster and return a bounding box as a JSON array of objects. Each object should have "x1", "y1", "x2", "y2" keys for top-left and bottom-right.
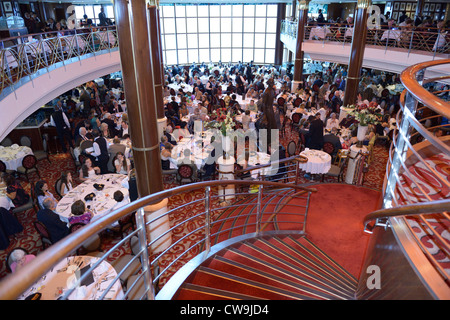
[
  {"x1": 256, "y1": 184, "x2": 263, "y2": 234},
  {"x1": 204, "y1": 186, "x2": 211, "y2": 253}
]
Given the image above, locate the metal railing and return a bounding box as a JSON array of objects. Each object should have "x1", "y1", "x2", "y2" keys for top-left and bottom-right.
[
  {"x1": 281, "y1": 20, "x2": 450, "y2": 57},
  {"x1": 364, "y1": 59, "x2": 450, "y2": 285},
  {"x1": 0, "y1": 26, "x2": 119, "y2": 98},
  {"x1": 0, "y1": 179, "x2": 316, "y2": 300}
]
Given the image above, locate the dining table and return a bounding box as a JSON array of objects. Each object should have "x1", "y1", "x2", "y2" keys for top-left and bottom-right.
[
  {"x1": 0, "y1": 144, "x2": 34, "y2": 171},
  {"x1": 17, "y1": 255, "x2": 124, "y2": 300},
  {"x1": 298, "y1": 149, "x2": 332, "y2": 175},
  {"x1": 55, "y1": 174, "x2": 130, "y2": 224},
  {"x1": 309, "y1": 26, "x2": 332, "y2": 40}
]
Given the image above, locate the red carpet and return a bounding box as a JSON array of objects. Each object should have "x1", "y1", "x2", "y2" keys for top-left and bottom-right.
[{"x1": 305, "y1": 183, "x2": 381, "y2": 279}]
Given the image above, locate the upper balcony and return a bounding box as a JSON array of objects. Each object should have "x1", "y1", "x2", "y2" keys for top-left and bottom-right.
[{"x1": 280, "y1": 20, "x2": 450, "y2": 80}]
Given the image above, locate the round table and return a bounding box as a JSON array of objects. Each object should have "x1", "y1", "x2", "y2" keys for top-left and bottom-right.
[
  {"x1": 18, "y1": 255, "x2": 124, "y2": 300},
  {"x1": 299, "y1": 149, "x2": 332, "y2": 174},
  {"x1": 0, "y1": 145, "x2": 33, "y2": 171},
  {"x1": 55, "y1": 174, "x2": 129, "y2": 224}
]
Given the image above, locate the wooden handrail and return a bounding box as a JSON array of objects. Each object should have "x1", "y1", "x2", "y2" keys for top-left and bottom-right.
[
  {"x1": 363, "y1": 199, "x2": 450, "y2": 229},
  {"x1": 0, "y1": 179, "x2": 316, "y2": 300}
]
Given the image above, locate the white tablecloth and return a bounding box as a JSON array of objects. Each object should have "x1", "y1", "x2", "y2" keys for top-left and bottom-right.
[
  {"x1": 18, "y1": 255, "x2": 124, "y2": 300},
  {"x1": 381, "y1": 29, "x2": 401, "y2": 41},
  {"x1": 309, "y1": 27, "x2": 332, "y2": 40},
  {"x1": 55, "y1": 174, "x2": 129, "y2": 223},
  {"x1": 246, "y1": 152, "x2": 271, "y2": 179},
  {"x1": 171, "y1": 133, "x2": 215, "y2": 170},
  {"x1": 299, "y1": 149, "x2": 331, "y2": 174},
  {"x1": 0, "y1": 145, "x2": 33, "y2": 170}
]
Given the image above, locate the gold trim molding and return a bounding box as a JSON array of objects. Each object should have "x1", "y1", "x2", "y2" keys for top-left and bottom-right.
[
  {"x1": 297, "y1": 0, "x2": 310, "y2": 11},
  {"x1": 357, "y1": 0, "x2": 372, "y2": 9}
]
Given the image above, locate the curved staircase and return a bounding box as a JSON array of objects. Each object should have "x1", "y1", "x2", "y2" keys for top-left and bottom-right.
[{"x1": 173, "y1": 235, "x2": 357, "y2": 300}]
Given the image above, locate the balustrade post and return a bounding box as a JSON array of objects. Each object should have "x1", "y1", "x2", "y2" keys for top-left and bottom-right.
[
  {"x1": 204, "y1": 186, "x2": 211, "y2": 253},
  {"x1": 135, "y1": 207, "x2": 155, "y2": 300},
  {"x1": 256, "y1": 184, "x2": 263, "y2": 234}
]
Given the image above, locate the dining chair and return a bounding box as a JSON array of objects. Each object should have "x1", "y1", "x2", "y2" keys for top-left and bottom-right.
[
  {"x1": 287, "y1": 141, "x2": 297, "y2": 157},
  {"x1": 293, "y1": 97, "x2": 302, "y2": 108},
  {"x1": 19, "y1": 135, "x2": 32, "y2": 147},
  {"x1": 322, "y1": 156, "x2": 349, "y2": 183},
  {"x1": 1, "y1": 137, "x2": 12, "y2": 147},
  {"x1": 291, "y1": 113, "x2": 302, "y2": 132},
  {"x1": 0, "y1": 159, "x2": 15, "y2": 175},
  {"x1": 33, "y1": 221, "x2": 53, "y2": 250},
  {"x1": 16, "y1": 154, "x2": 40, "y2": 181},
  {"x1": 70, "y1": 223, "x2": 102, "y2": 254},
  {"x1": 54, "y1": 178, "x2": 63, "y2": 199},
  {"x1": 323, "y1": 142, "x2": 335, "y2": 156},
  {"x1": 177, "y1": 164, "x2": 195, "y2": 185},
  {"x1": 11, "y1": 181, "x2": 39, "y2": 218}
]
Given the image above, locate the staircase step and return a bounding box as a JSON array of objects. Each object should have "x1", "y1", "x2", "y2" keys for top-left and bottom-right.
[
  {"x1": 176, "y1": 283, "x2": 263, "y2": 300},
  {"x1": 190, "y1": 266, "x2": 319, "y2": 300},
  {"x1": 250, "y1": 237, "x2": 356, "y2": 296},
  {"x1": 207, "y1": 255, "x2": 341, "y2": 300},
  {"x1": 285, "y1": 236, "x2": 358, "y2": 286},
  {"x1": 227, "y1": 242, "x2": 353, "y2": 299}
]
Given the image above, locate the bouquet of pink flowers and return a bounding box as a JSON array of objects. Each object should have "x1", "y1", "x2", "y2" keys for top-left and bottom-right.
[{"x1": 345, "y1": 103, "x2": 382, "y2": 126}]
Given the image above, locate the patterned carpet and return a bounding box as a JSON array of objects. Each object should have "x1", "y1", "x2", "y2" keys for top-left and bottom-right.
[{"x1": 0, "y1": 122, "x2": 390, "y2": 287}]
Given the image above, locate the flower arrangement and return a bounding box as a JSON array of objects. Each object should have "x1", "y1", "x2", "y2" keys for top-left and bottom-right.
[
  {"x1": 205, "y1": 109, "x2": 236, "y2": 136},
  {"x1": 345, "y1": 102, "x2": 382, "y2": 126}
]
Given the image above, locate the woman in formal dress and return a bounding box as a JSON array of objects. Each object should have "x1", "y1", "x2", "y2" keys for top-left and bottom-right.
[{"x1": 79, "y1": 157, "x2": 101, "y2": 182}]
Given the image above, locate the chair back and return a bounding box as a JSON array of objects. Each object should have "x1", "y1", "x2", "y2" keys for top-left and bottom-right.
[
  {"x1": 22, "y1": 155, "x2": 37, "y2": 169},
  {"x1": 339, "y1": 156, "x2": 349, "y2": 176},
  {"x1": 293, "y1": 98, "x2": 302, "y2": 108},
  {"x1": 287, "y1": 141, "x2": 297, "y2": 157},
  {"x1": 291, "y1": 113, "x2": 301, "y2": 124},
  {"x1": 323, "y1": 142, "x2": 335, "y2": 155},
  {"x1": 54, "y1": 178, "x2": 63, "y2": 199},
  {"x1": 19, "y1": 136, "x2": 32, "y2": 147},
  {"x1": 1, "y1": 137, "x2": 12, "y2": 147},
  {"x1": 69, "y1": 223, "x2": 86, "y2": 233},
  {"x1": 0, "y1": 160, "x2": 6, "y2": 173},
  {"x1": 178, "y1": 164, "x2": 194, "y2": 179},
  {"x1": 33, "y1": 221, "x2": 51, "y2": 239}
]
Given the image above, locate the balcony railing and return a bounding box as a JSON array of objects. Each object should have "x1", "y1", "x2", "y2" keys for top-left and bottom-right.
[
  {"x1": 281, "y1": 20, "x2": 449, "y2": 56},
  {"x1": 0, "y1": 26, "x2": 119, "y2": 98}
]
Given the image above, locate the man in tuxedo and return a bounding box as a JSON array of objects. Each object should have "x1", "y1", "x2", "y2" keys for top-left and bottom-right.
[
  {"x1": 37, "y1": 198, "x2": 70, "y2": 243},
  {"x1": 308, "y1": 113, "x2": 325, "y2": 150},
  {"x1": 330, "y1": 91, "x2": 343, "y2": 114},
  {"x1": 50, "y1": 101, "x2": 74, "y2": 153},
  {"x1": 91, "y1": 129, "x2": 110, "y2": 174},
  {"x1": 75, "y1": 127, "x2": 89, "y2": 147}
]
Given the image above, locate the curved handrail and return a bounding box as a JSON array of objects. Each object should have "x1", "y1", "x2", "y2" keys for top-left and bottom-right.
[
  {"x1": 363, "y1": 199, "x2": 450, "y2": 230},
  {"x1": 400, "y1": 60, "x2": 450, "y2": 119},
  {"x1": 0, "y1": 179, "x2": 316, "y2": 300}
]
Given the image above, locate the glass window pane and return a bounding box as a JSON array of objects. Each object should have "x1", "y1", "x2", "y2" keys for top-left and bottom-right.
[
  {"x1": 197, "y1": 18, "x2": 209, "y2": 32},
  {"x1": 254, "y1": 49, "x2": 265, "y2": 63},
  {"x1": 162, "y1": 5, "x2": 174, "y2": 18},
  {"x1": 176, "y1": 18, "x2": 186, "y2": 33},
  {"x1": 198, "y1": 34, "x2": 209, "y2": 48},
  {"x1": 211, "y1": 48, "x2": 221, "y2": 62},
  {"x1": 163, "y1": 18, "x2": 175, "y2": 34},
  {"x1": 177, "y1": 34, "x2": 187, "y2": 49},
  {"x1": 243, "y1": 49, "x2": 253, "y2": 62},
  {"x1": 197, "y1": 5, "x2": 209, "y2": 17},
  {"x1": 210, "y1": 33, "x2": 221, "y2": 48},
  {"x1": 265, "y1": 49, "x2": 275, "y2": 64},
  {"x1": 186, "y1": 18, "x2": 198, "y2": 33},
  {"x1": 165, "y1": 35, "x2": 176, "y2": 50},
  {"x1": 221, "y1": 48, "x2": 231, "y2": 62},
  {"x1": 75, "y1": 6, "x2": 84, "y2": 21},
  {"x1": 175, "y1": 5, "x2": 185, "y2": 18},
  {"x1": 93, "y1": 5, "x2": 102, "y2": 18},
  {"x1": 210, "y1": 5, "x2": 220, "y2": 17},
  {"x1": 255, "y1": 5, "x2": 266, "y2": 17},
  {"x1": 266, "y1": 18, "x2": 277, "y2": 33},
  {"x1": 267, "y1": 5, "x2": 278, "y2": 17},
  {"x1": 186, "y1": 5, "x2": 197, "y2": 17},
  {"x1": 255, "y1": 18, "x2": 266, "y2": 31},
  {"x1": 210, "y1": 17, "x2": 221, "y2": 33},
  {"x1": 85, "y1": 5, "x2": 95, "y2": 18},
  {"x1": 243, "y1": 33, "x2": 254, "y2": 47},
  {"x1": 188, "y1": 49, "x2": 199, "y2": 64},
  {"x1": 254, "y1": 34, "x2": 265, "y2": 48},
  {"x1": 221, "y1": 17, "x2": 231, "y2": 33},
  {"x1": 232, "y1": 33, "x2": 242, "y2": 47},
  {"x1": 232, "y1": 5, "x2": 243, "y2": 17},
  {"x1": 199, "y1": 49, "x2": 210, "y2": 63},
  {"x1": 243, "y1": 18, "x2": 254, "y2": 32},
  {"x1": 187, "y1": 34, "x2": 198, "y2": 49},
  {"x1": 232, "y1": 17, "x2": 242, "y2": 33},
  {"x1": 166, "y1": 50, "x2": 177, "y2": 65},
  {"x1": 222, "y1": 33, "x2": 231, "y2": 48},
  {"x1": 221, "y1": 5, "x2": 232, "y2": 17},
  {"x1": 243, "y1": 5, "x2": 255, "y2": 17},
  {"x1": 265, "y1": 34, "x2": 276, "y2": 49},
  {"x1": 232, "y1": 48, "x2": 242, "y2": 62},
  {"x1": 178, "y1": 49, "x2": 188, "y2": 65}
]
